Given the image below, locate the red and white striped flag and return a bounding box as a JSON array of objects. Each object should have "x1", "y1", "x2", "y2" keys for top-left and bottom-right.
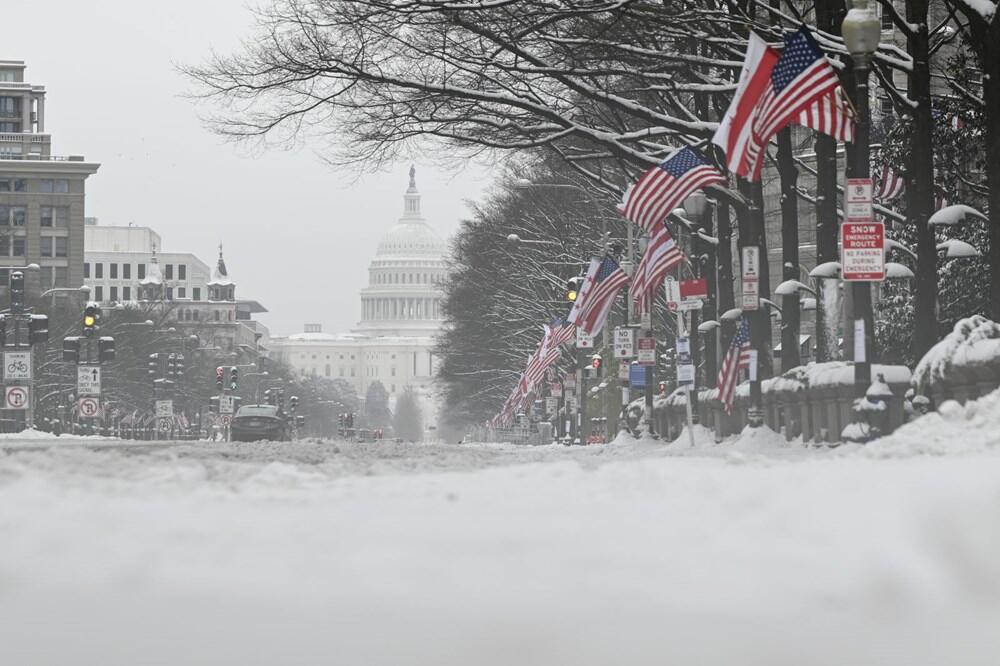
[
  {"x1": 618, "y1": 147, "x2": 726, "y2": 233},
  {"x1": 796, "y1": 87, "x2": 855, "y2": 142},
  {"x1": 718, "y1": 320, "x2": 752, "y2": 414},
  {"x1": 631, "y1": 221, "x2": 685, "y2": 312},
  {"x1": 569, "y1": 255, "x2": 630, "y2": 336},
  {"x1": 875, "y1": 163, "x2": 904, "y2": 202}
]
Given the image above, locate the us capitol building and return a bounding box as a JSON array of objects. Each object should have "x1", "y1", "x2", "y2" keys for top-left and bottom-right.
[{"x1": 269, "y1": 167, "x2": 447, "y2": 422}]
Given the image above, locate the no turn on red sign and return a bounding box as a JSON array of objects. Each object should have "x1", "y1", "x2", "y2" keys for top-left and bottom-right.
[
  {"x1": 842, "y1": 222, "x2": 885, "y2": 281},
  {"x1": 5, "y1": 385, "x2": 29, "y2": 410},
  {"x1": 77, "y1": 396, "x2": 101, "y2": 418}
]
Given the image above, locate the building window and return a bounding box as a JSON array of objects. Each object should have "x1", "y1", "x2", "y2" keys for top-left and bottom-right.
[
  {"x1": 55, "y1": 179, "x2": 69, "y2": 193},
  {"x1": 109, "y1": 286, "x2": 118, "y2": 302},
  {"x1": 0, "y1": 178, "x2": 26, "y2": 192},
  {"x1": 95, "y1": 263, "x2": 103, "y2": 279},
  {"x1": 177, "y1": 287, "x2": 186, "y2": 298},
  {"x1": 122, "y1": 264, "x2": 131, "y2": 279},
  {"x1": 391, "y1": 367, "x2": 396, "y2": 376},
  {"x1": 192, "y1": 309, "x2": 199, "y2": 320},
  {"x1": 193, "y1": 287, "x2": 200, "y2": 300},
  {"x1": 350, "y1": 368, "x2": 355, "y2": 377},
  {"x1": 137, "y1": 264, "x2": 146, "y2": 279},
  {"x1": 325, "y1": 364, "x2": 331, "y2": 376},
  {"x1": 40, "y1": 237, "x2": 53, "y2": 257},
  {"x1": 339, "y1": 368, "x2": 344, "y2": 377},
  {"x1": 391, "y1": 384, "x2": 395, "y2": 393},
  {"x1": 110, "y1": 263, "x2": 118, "y2": 279},
  {"x1": 84, "y1": 263, "x2": 90, "y2": 278},
  {"x1": 39, "y1": 266, "x2": 52, "y2": 287},
  {"x1": 40, "y1": 206, "x2": 69, "y2": 227},
  {"x1": 165, "y1": 287, "x2": 173, "y2": 300},
  {"x1": 55, "y1": 237, "x2": 67, "y2": 257},
  {"x1": 54, "y1": 266, "x2": 67, "y2": 288},
  {"x1": 122, "y1": 286, "x2": 131, "y2": 301},
  {"x1": 215, "y1": 311, "x2": 220, "y2": 321},
  {"x1": 178, "y1": 264, "x2": 186, "y2": 280},
  {"x1": 0, "y1": 205, "x2": 26, "y2": 226},
  {"x1": 39, "y1": 179, "x2": 69, "y2": 193},
  {"x1": 165, "y1": 264, "x2": 173, "y2": 279},
  {"x1": 881, "y1": 6, "x2": 893, "y2": 29},
  {"x1": 94, "y1": 286, "x2": 103, "y2": 301},
  {"x1": 12, "y1": 238, "x2": 24, "y2": 257}
]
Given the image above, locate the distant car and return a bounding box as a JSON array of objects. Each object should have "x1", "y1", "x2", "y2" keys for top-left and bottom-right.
[{"x1": 231, "y1": 404, "x2": 291, "y2": 442}]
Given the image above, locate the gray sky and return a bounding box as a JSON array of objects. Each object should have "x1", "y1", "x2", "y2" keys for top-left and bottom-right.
[{"x1": 5, "y1": 0, "x2": 492, "y2": 336}]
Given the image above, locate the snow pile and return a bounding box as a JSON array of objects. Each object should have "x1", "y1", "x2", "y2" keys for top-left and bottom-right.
[
  {"x1": 863, "y1": 386, "x2": 1000, "y2": 457},
  {"x1": 665, "y1": 423, "x2": 717, "y2": 450},
  {"x1": 729, "y1": 424, "x2": 794, "y2": 453},
  {"x1": 913, "y1": 315, "x2": 1000, "y2": 392},
  {"x1": 0, "y1": 429, "x2": 113, "y2": 441}
]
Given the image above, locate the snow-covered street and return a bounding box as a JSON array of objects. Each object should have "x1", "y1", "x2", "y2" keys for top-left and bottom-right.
[{"x1": 2, "y1": 424, "x2": 999, "y2": 665}]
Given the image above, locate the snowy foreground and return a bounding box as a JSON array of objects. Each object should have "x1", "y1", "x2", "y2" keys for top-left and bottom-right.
[{"x1": 2, "y1": 401, "x2": 1000, "y2": 665}]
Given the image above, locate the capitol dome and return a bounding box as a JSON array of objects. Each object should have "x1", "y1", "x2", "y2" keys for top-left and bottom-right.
[{"x1": 354, "y1": 166, "x2": 449, "y2": 338}]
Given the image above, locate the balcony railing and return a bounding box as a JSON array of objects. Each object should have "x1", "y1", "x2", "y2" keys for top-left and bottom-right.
[
  {"x1": 0, "y1": 133, "x2": 48, "y2": 143},
  {"x1": 0, "y1": 154, "x2": 84, "y2": 162}
]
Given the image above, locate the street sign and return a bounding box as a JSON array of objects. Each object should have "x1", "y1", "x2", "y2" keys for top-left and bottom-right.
[
  {"x1": 77, "y1": 396, "x2": 100, "y2": 418},
  {"x1": 550, "y1": 382, "x2": 562, "y2": 398},
  {"x1": 155, "y1": 399, "x2": 173, "y2": 418},
  {"x1": 217, "y1": 414, "x2": 233, "y2": 427},
  {"x1": 676, "y1": 337, "x2": 695, "y2": 388},
  {"x1": 565, "y1": 396, "x2": 577, "y2": 414},
  {"x1": 4, "y1": 351, "x2": 31, "y2": 380},
  {"x1": 77, "y1": 366, "x2": 101, "y2": 396},
  {"x1": 618, "y1": 363, "x2": 630, "y2": 381},
  {"x1": 219, "y1": 395, "x2": 235, "y2": 415},
  {"x1": 5, "y1": 385, "x2": 29, "y2": 410},
  {"x1": 741, "y1": 246, "x2": 760, "y2": 310},
  {"x1": 576, "y1": 329, "x2": 594, "y2": 349},
  {"x1": 842, "y1": 221, "x2": 886, "y2": 281},
  {"x1": 158, "y1": 417, "x2": 172, "y2": 431},
  {"x1": 564, "y1": 374, "x2": 576, "y2": 390},
  {"x1": 677, "y1": 299, "x2": 704, "y2": 311},
  {"x1": 664, "y1": 276, "x2": 681, "y2": 309},
  {"x1": 629, "y1": 364, "x2": 648, "y2": 388},
  {"x1": 545, "y1": 396, "x2": 559, "y2": 414},
  {"x1": 614, "y1": 327, "x2": 635, "y2": 359},
  {"x1": 680, "y1": 278, "x2": 708, "y2": 301},
  {"x1": 637, "y1": 337, "x2": 656, "y2": 366},
  {"x1": 845, "y1": 177, "x2": 874, "y2": 223},
  {"x1": 640, "y1": 311, "x2": 652, "y2": 329}
]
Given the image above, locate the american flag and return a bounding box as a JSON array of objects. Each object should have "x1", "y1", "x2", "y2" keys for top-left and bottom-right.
[
  {"x1": 796, "y1": 86, "x2": 855, "y2": 142},
  {"x1": 618, "y1": 147, "x2": 726, "y2": 233},
  {"x1": 744, "y1": 27, "x2": 845, "y2": 179},
  {"x1": 875, "y1": 162, "x2": 904, "y2": 202},
  {"x1": 569, "y1": 255, "x2": 630, "y2": 336},
  {"x1": 717, "y1": 320, "x2": 752, "y2": 414},
  {"x1": 631, "y1": 221, "x2": 685, "y2": 312}
]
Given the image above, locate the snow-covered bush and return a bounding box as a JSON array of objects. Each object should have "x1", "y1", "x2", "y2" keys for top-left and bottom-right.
[{"x1": 913, "y1": 316, "x2": 1000, "y2": 392}]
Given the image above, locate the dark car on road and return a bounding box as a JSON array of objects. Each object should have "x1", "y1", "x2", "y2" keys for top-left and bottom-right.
[{"x1": 231, "y1": 405, "x2": 291, "y2": 442}]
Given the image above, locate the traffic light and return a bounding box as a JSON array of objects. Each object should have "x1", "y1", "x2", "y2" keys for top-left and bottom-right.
[
  {"x1": 98, "y1": 336, "x2": 116, "y2": 363},
  {"x1": 338, "y1": 413, "x2": 345, "y2": 431},
  {"x1": 63, "y1": 336, "x2": 81, "y2": 363},
  {"x1": 166, "y1": 353, "x2": 176, "y2": 377},
  {"x1": 149, "y1": 353, "x2": 160, "y2": 377},
  {"x1": 83, "y1": 304, "x2": 100, "y2": 337},
  {"x1": 174, "y1": 353, "x2": 185, "y2": 376},
  {"x1": 229, "y1": 366, "x2": 238, "y2": 390},
  {"x1": 9, "y1": 271, "x2": 24, "y2": 311},
  {"x1": 289, "y1": 395, "x2": 299, "y2": 412},
  {"x1": 29, "y1": 314, "x2": 49, "y2": 345},
  {"x1": 215, "y1": 366, "x2": 224, "y2": 390},
  {"x1": 566, "y1": 277, "x2": 583, "y2": 303},
  {"x1": 346, "y1": 412, "x2": 354, "y2": 428},
  {"x1": 263, "y1": 388, "x2": 273, "y2": 405}
]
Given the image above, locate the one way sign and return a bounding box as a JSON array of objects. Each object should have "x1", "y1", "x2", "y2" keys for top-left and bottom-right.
[{"x1": 77, "y1": 366, "x2": 102, "y2": 396}]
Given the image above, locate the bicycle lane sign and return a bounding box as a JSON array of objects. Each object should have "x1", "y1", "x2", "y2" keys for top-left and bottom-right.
[{"x1": 4, "y1": 351, "x2": 31, "y2": 380}]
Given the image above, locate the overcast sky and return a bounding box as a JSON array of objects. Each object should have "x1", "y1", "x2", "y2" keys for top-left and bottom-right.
[{"x1": 5, "y1": 0, "x2": 493, "y2": 336}]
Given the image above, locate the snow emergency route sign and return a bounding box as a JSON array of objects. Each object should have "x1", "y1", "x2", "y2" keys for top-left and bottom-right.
[{"x1": 842, "y1": 222, "x2": 885, "y2": 281}]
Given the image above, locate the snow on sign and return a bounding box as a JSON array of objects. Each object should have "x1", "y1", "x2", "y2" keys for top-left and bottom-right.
[
  {"x1": 4, "y1": 351, "x2": 31, "y2": 380},
  {"x1": 77, "y1": 366, "x2": 101, "y2": 396},
  {"x1": 842, "y1": 222, "x2": 885, "y2": 281},
  {"x1": 576, "y1": 329, "x2": 594, "y2": 349},
  {"x1": 77, "y1": 396, "x2": 100, "y2": 418},
  {"x1": 614, "y1": 327, "x2": 635, "y2": 359},
  {"x1": 5, "y1": 385, "x2": 29, "y2": 410},
  {"x1": 741, "y1": 246, "x2": 760, "y2": 310},
  {"x1": 845, "y1": 177, "x2": 873, "y2": 224}
]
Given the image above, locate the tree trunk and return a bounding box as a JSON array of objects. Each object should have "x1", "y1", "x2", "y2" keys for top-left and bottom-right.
[
  {"x1": 907, "y1": 0, "x2": 938, "y2": 359},
  {"x1": 777, "y1": 127, "x2": 801, "y2": 371}
]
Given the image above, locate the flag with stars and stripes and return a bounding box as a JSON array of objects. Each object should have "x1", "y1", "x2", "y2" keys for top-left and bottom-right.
[
  {"x1": 631, "y1": 221, "x2": 685, "y2": 312},
  {"x1": 718, "y1": 320, "x2": 753, "y2": 414},
  {"x1": 568, "y1": 255, "x2": 630, "y2": 336},
  {"x1": 796, "y1": 86, "x2": 855, "y2": 142},
  {"x1": 742, "y1": 27, "x2": 846, "y2": 179},
  {"x1": 618, "y1": 147, "x2": 726, "y2": 233}
]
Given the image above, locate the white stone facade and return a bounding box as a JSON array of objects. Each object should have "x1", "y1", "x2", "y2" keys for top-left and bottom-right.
[{"x1": 270, "y1": 168, "x2": 446, "y2": 421}]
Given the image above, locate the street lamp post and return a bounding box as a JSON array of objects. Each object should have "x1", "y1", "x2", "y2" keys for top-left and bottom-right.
[{"x1": 842, "y1": 0, "x2": 881, "y2": 397}]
